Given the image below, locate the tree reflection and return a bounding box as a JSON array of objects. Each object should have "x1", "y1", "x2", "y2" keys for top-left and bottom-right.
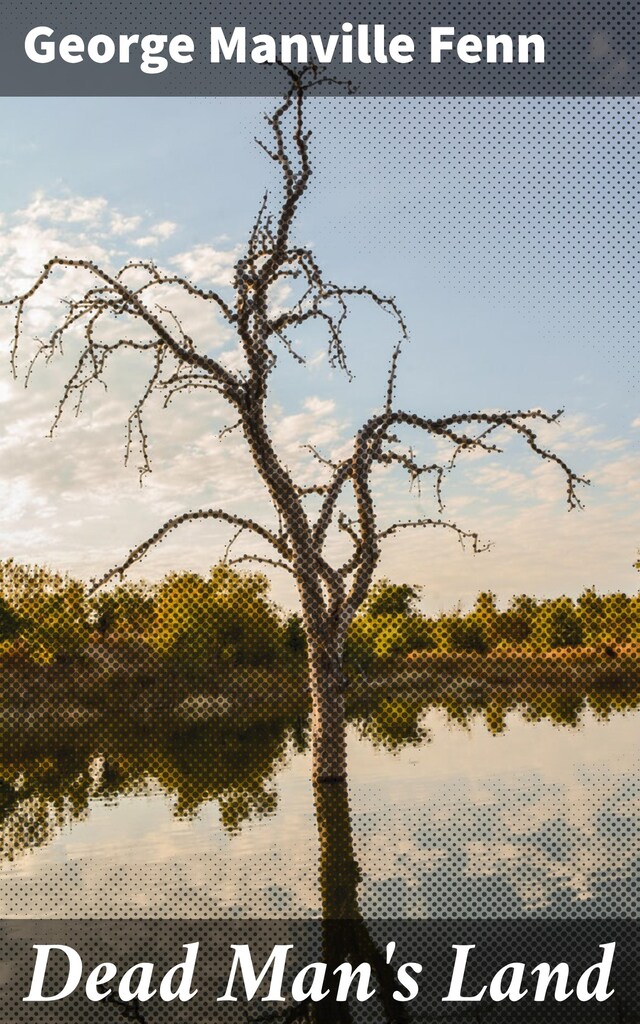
[
  {"x1": 0, "y1": 714, "x2": 294, "y2": 859},
  {"x1": 0, "y1": 678, "x2": 638, "y2": 1021},
  {"x1": 0, "y1": 674, "x2": 638, "y2": 861},
  {"x1": 309, "y1": 778, "x2": 410, "y2": 1023},
  {"x1": 250, "y1": 780, "x2": 408, "y2": 1023}
]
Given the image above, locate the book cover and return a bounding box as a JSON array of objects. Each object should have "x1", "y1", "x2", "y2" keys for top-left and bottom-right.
[{"x1": 0, "y1": 2, "x2": 638, "y2": 1020}]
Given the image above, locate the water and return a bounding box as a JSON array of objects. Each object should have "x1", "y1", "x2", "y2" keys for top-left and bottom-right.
[{"x1": 0, "y1": 705, "x2": 637, "y2": 919}]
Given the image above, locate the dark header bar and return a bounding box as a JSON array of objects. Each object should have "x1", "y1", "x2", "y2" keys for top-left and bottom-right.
[{"x1": 0, "y1": 1, "x2": 639, "y2": 96}]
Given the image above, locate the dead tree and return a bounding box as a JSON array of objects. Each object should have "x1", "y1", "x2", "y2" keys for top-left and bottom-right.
[{"x1": 2, "y1": 68, "x2": 586, "y2": 784}]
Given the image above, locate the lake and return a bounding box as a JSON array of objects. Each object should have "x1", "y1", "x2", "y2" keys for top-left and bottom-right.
[{"x1": 0, "y1": 701, "x2": 637, "y2": 920}]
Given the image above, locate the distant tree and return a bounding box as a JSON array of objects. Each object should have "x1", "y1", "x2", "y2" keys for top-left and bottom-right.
[
  {"x1": 2, "y1": 70, "x2": 585, "y2": 782},
  {"x1": 151, "y1": 566, "x2": 283, "y2": 674},
  {"x1": 462, "y1": 591, "x2": 499, "y2": 648},
  {"x1": 284, "y1": 612, "x2": 307, "y2": 655},
  {"x1": 0, "y1": 560, "x2": 89, "y2": 662},
  {"x1": 0, "y1": 595, "x2": 20, "y2": 642},
  {"x1": 93, "y1": 583, "x2": 155, "y2": 640},
  {"x1": 364, "y1": 580, "x2": 421, "y2": 617},
  {"x1": 0, "y1": 559, "x2": 69, "y2": 607},
  {"x1": 347, "y1": 580, "x2": 435, "y2": 671},
  {"x1": 577, "y1": 587, "x2": 605, "y2": 644},
  {"x1": 20, "y1": 579, "x2": 90, "y2": 664},
  {"x1": 495, "y1": 593, "x2": 537, "y2": 645},
  {"x1": 348, "y1": 610, "x2": 436, "y2": 671},
  {"x1": 600, "y1": 592, "x2": 633, "y2": 645},
  {"x1": 379, "y1": 615, "x2": 436, "y2": 660},
  {"x1": 533, "y1": 597, "x2": 583, "y2": 649},
  {"x1": 449, "y1": 618, "x2": 490, "y2": 655}
]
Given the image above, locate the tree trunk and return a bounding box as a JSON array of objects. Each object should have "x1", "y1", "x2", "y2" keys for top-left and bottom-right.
[{"x1": 307, "y1": 635, "x2": 348, "y2": 784}]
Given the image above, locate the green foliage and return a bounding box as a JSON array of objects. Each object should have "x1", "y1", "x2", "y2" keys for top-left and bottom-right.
[
  {"x1": 150, "y1": 565, "x2": 284, "y2": 675},
  {"x1": 0, "y1": 560, "x2": 66, "y2": 607},
  {"x1": 349, "y1": 580, "x2": 640, "y2": 672},
  {"x1": 23, "y1": 585, "x2": 90, "y2": 663},
  {"x1": 284, "y1": 614, "x2": 307, "y2": 655},
  {"x1": 444, "y1": 592, "x2": 496, "y2": 654},
  {"x1": 0, "y1": 596, "x2": 20, "y2": 642},
  {"x1": 21, "y1": 582, "x2": 91, "y2": 664},
  {"x1": 600, "y1": 592, "x2": 634, "y2": 644},
  {"x1": 2, "y1": 558, "x2": 640, "y2": 673},
  {"x1": 577, "y1": 588, "x2": 605, "y2": 643},
  {"x1": 364, "y1": 580, "x2": 421, "y2": 617},
  {"x1": 0, "y1": 560, "x2": 90, "y2": 663},
  {"x1": 372, "y1": 615, "x2": 436, "y2": 661},
  {"x1": 449, "y1": 618, "x2": 490, "y2": 654},
  {"x1": 532, "y1": 598, "x2": 584, "y2": 649},
  {"x1": 93, "y1": 584, "x2": 155, "y2": 640},
  {"x1": 496, "y1": 595, "x2": 538, "y2": 644},
  {"x1": 347, "y1": 605, "x2": 435, "y2": 672}
]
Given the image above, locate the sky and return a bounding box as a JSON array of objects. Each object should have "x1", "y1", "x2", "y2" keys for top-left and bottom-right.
[{"x1": 0, "y1": 95, "x2": 639, "y2": 613}]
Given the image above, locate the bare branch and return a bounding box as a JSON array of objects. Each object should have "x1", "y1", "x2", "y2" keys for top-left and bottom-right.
[
  {"x1": 3, "y1": 257, "x2": 242, "y2": 397},
  {"x1": 2, "y1": 70, "x2": 586, "y2": 707},
  {"x1": 357, "y1": 407, "x2": 588, "y2": 510},
  {"x1": 227, "y1": 553, "x2": 296, "y2": 575},
  {"x1": 378, "y1": 517, "x2": 489, "y2": 552},
  {"x1": 312, "y1": 460, "x2": 354, "y2": 549},
  {"x1": 88, "y1": 508, "x2": 291, "y2": 593}
]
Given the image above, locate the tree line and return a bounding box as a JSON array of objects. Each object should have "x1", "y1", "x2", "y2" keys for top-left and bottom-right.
[{"x1": 0, "y1": 559, "x2": 638, "y2": 671}]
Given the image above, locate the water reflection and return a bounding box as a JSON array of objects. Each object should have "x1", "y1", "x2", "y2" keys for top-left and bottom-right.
[
  {"x1": 311, "y1": 778, "x2": 411, "y2": 1023},
  {"x1": 0, "y1": 678, "x2": 637, "y2": 920},
  {"x1": 0, "y1": 715, "x2": 296, "y2": 860}
]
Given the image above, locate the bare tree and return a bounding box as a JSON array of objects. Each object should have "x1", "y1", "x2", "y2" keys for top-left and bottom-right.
[{"x1": 2, "y1": 69, "x2": 586, "y2": 785}]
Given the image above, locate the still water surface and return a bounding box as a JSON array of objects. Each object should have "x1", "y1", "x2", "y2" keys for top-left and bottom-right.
[{"x1": 0, "y1": 706, "x2": 636, "y2": 919}]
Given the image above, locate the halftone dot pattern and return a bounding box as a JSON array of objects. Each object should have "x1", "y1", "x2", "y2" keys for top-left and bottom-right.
[
  {"x1": 1, "y1": 920, "x2": 638, "y2": 1018},
  {"x1": 0, "y1": 569, "x2": 638, "y2": 920},
  {"x1": 0, "y1": 78, "x2": 639, "y2": 1022},
  {"x1": 311, "y1": 97, "x2": 640, "y2": 386}
]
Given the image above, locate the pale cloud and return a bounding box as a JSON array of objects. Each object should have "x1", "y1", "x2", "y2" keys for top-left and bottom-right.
[
  {"x1": 171, "y1": 243, "x2": 241, "y2": 287},
  {"x1": 217, "y1": 347, "x2": 248, "y2": 373},
  {"x1": 20, "y1": 192, "x2": 108, "y2": 225},
  {"x1": 152, "y1": 220, "x2": 177, "y2": 239},
  {"x1": 272, "y1": 396, "x2": 345, "y2": 479},
  {"x1": 133, "y1": 235, "x2": 161, "y2": 248},
  {"x1": 303, "y1": 396, "x2": 335, "y2": 417},
  {"x1": 535, "y1": 411, "x2": 628, "y2": 455},
  {"x1": 587, "y1": 454, "x2": 640, "y2": 496},
  {"x1": 110, "y1": 212, "x2": 142, "y2": 234},
  {"x1": 129, "y1": 220, "x2": 176, "y2": 248}
]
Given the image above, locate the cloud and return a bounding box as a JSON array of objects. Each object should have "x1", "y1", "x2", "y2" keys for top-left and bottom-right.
[
  {"x1": 171, "y1": 244, "x2": 241, "y2": 287},
  {"x1": 20, "y1": 192, "x2": 108, "y2": 225},
  {"x1": 110, "y1": 212, "x2": 142, "y2": 235},
  {"x1": 133, "y1": 222, "x2": 177, "y2": 248},
  {"x1": 152, "y1": 220, "x2": 177, "y2": 240}
]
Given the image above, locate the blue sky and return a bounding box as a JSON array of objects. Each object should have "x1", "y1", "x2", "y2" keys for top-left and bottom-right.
[{"x1": 0, "y1": 96, "x2": 638, "y2": 612}]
